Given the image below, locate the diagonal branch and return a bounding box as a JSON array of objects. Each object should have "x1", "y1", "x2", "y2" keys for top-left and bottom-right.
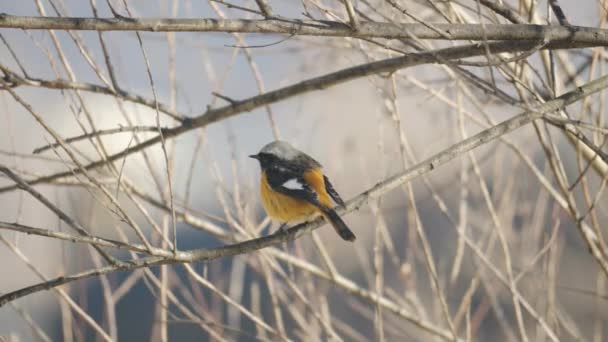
[{"x1": 0, "y1": 40, "x2": 574, "y2": 194}]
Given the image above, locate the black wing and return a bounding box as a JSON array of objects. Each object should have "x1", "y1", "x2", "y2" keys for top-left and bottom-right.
[
  {"x1": 324, "y1": 175, "x2": 345, "y2": 207},
  {"x1": 265, "y1": 167, "x2": 323, "y2": 208}
]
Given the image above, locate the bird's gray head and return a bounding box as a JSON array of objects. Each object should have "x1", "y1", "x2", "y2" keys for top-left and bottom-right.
[
  {"x1": 249, "y1": 141, "x2": 320, "y2": 170},
  {"x1": 257, "y1": 141, "x2": 300, "y2": 160}
]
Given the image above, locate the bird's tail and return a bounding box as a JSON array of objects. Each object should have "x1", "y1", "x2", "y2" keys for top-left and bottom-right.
[{"x1": 322, "y1": 209, "x2": 356, "y2": 241}]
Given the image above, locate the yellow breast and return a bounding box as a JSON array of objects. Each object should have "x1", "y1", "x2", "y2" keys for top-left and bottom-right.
[{"x1": 260, "y1": 169, "x2": 331, "y2": 222}]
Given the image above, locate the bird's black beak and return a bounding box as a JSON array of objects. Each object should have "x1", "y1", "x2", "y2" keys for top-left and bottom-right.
[{"x1": 249, "y1": 154, "x2": 259, "y2": 160}]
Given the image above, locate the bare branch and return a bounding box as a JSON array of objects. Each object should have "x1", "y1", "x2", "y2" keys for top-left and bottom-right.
[{"x1": 0, "y1": 15, "x2": 606, "y2": 46}]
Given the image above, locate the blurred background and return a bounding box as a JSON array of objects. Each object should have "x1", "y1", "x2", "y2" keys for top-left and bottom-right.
[{"x1": 1, "y1": 0, "x2": 607, "y2": 341}]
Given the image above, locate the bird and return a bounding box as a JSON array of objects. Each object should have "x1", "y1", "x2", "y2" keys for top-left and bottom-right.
[{"x1": 250, "y1": 140, "x2": 356, "y2": 241}]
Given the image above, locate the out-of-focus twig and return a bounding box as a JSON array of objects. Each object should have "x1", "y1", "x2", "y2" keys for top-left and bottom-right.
[
  {"x1": 254, "y1": 0, "x2": 273, "y2": 17},
  {"x1": 548, "y1": 0, "x2": 570, "y2": 26}
]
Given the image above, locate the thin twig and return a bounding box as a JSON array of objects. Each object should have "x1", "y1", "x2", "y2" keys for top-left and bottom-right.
[
  {"x1": 341, "y1": 0, "x2": 359, "y2": 30},
  {"x1": 32, "y1": 125, "x2": 164, "y2": 154},
  {"x1": 254, "y1": 0, "x2": 273, "y2": 17},
  {"x1": 548, "y1": 0, "x2": 570, "y2": 25}
]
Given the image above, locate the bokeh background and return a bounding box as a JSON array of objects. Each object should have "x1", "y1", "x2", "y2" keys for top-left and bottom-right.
[{"x1": 1, "y1": 0, "x2": 607, "y2": 341}]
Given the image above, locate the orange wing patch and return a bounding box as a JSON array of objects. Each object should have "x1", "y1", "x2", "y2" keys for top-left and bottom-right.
[{"x1": 302, "y1": 168, "x2": 332, "y2": 208}]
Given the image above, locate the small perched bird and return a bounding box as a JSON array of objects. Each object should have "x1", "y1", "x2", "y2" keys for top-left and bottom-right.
[{"x1": 250, "y1": 141, "x2": 356, "y2": 241}]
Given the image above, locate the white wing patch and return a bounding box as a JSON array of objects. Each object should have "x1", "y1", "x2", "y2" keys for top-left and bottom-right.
[{"x1": 282, "y1": 178, "x2": 304, "y2": 190}]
